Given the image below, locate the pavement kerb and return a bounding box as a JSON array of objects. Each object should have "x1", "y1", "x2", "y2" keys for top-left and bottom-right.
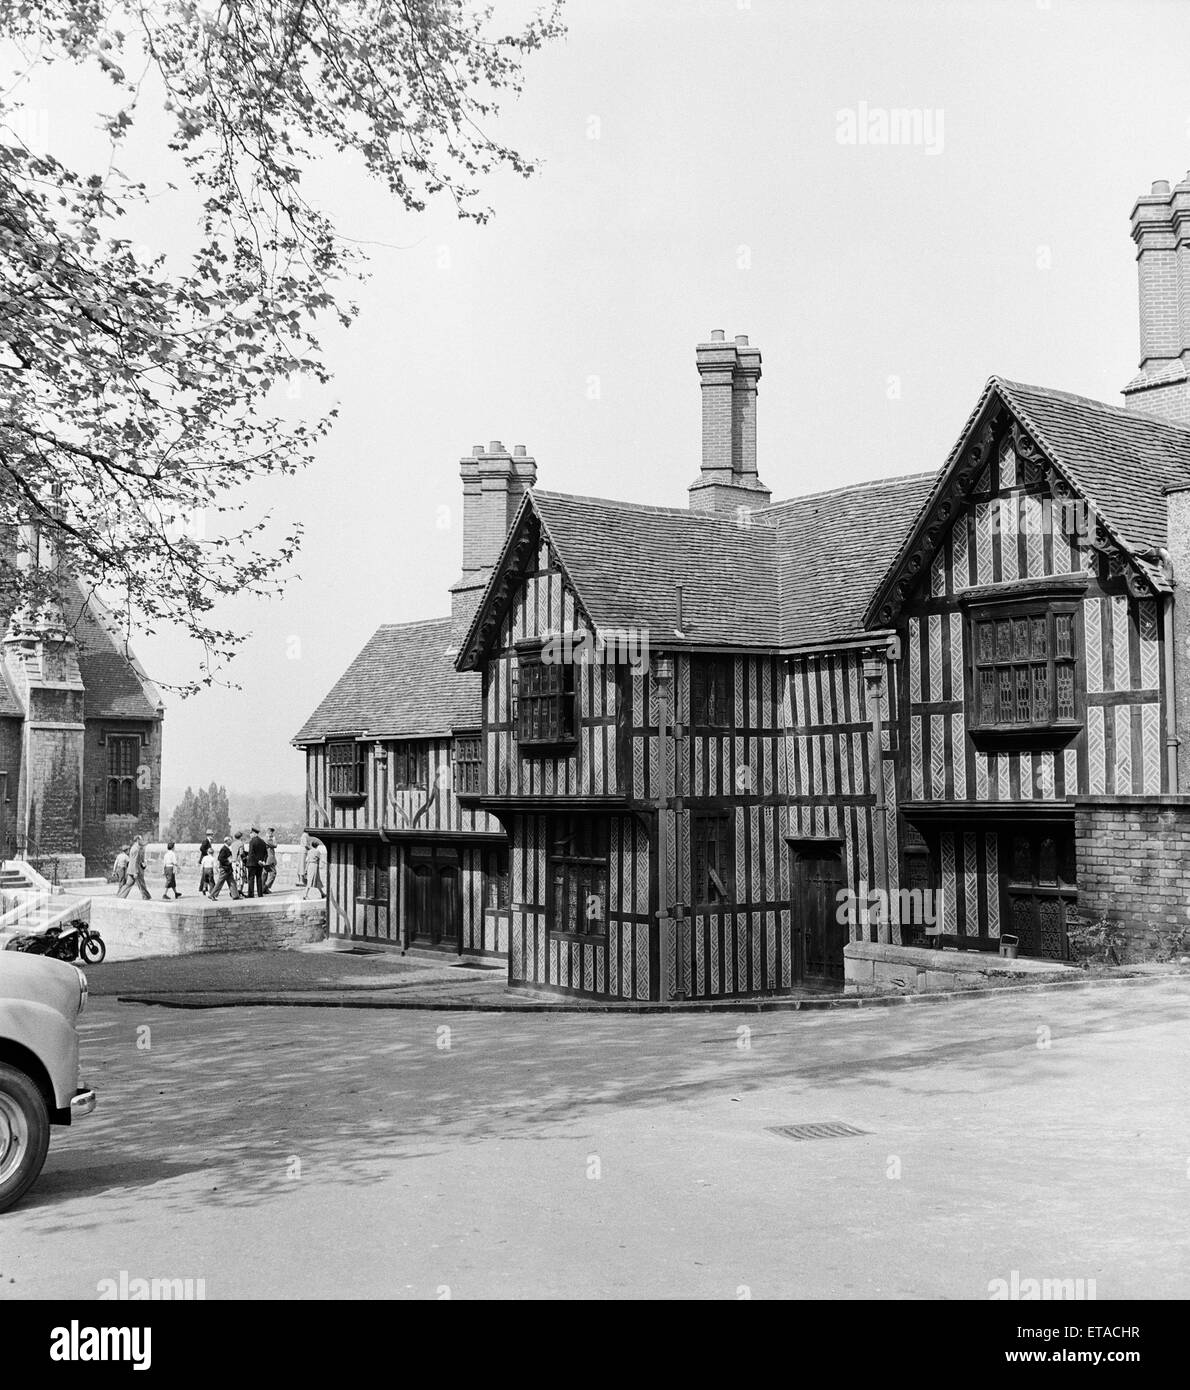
[{"x1": 112, "y1": 967, "x2": 1179, "y2": 1014}]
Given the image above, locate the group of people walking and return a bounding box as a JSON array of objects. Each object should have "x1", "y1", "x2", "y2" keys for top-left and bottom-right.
[
  {"x1": 199, "y1": 829, "x2": 277, "y2": 899},
  {"x1": 110, "y1": 830, "x2": 327, "y2": 900}
]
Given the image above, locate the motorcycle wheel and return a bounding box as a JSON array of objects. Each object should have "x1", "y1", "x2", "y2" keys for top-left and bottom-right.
[{"x1": 81, "y1": 936, "x2": 106, "y2": 965}]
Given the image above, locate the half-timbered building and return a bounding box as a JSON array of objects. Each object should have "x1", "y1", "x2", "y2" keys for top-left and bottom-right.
[{"x1": 298, "y1": 175, "x2": 1190, "y2": 999}]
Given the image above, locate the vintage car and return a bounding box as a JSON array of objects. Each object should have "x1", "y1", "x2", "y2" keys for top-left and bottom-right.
[{"x1": 0, "y1": 950, "x2": 96, "y2": 1212}]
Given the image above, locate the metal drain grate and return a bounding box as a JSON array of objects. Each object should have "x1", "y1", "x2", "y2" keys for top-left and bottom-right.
[{"x1": 767, "y1": 1122, "x2": 871, "y2": 1142}]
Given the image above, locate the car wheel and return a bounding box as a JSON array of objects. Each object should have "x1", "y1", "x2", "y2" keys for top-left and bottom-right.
[
  {"x1": 82, "y1": 937, "x2": 106, "y2": 965},
  {"x1": 0, "y1": 1063, "x2": 51, "y2": 1214}
]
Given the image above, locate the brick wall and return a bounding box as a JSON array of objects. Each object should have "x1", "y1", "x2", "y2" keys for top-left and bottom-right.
[{"x1": 1074, "y1": 795, "x2": 1190, "y2": 956}]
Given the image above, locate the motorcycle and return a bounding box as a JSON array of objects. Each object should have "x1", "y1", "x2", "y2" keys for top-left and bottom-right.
[{"x1": 4, "y1": 918, "x2": 106, "y2": 965}]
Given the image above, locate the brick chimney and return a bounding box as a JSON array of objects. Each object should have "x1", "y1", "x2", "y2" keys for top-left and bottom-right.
[
  {"x1": 688, "y1": 330, "x2": 771, "y2": 513},
  {"x1": 450, "y1": 441, "x2": 536, "y2": 643},
  {"x1": 1123, "y1": 176, "x2": 1190, "y2": 424}
]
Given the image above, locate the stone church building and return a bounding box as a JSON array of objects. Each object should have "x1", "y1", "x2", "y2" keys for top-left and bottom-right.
[{"x1": 0, "y1": 551, "x2": 164, "y2": 879}]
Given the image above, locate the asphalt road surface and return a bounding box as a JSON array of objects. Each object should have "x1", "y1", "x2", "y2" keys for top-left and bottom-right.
[{"x1": 2, "y1": 977, "x2": 1187, "y2": 1299}]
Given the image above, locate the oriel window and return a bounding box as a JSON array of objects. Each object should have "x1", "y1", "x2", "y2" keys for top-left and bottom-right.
[{"x1": 970, "y1": 602, "x2": 1079, "y2": 731}]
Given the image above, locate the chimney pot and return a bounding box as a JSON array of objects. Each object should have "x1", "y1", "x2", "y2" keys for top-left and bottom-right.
[
  {"x1": 453, "y1": 443, "x2": 538, "y2": 642},
  {"x1": 735, "y1": 334, "x2": 749, "y2": 346},
  {"x1": 513, "y1": 444, "x2": 526, "y2": 457},
  {"x1": 472, "y1": 444, "x2": 484, "y2": 457},
  {"x1": 710, "y1": 328, "x2": 725, "y2": 342},
  {"x1": 1125, "y1": 175, "x2": 1190, "y2": 422}
]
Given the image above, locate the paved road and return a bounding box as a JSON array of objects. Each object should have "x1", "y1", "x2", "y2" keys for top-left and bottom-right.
[{"x1": 2, "y1": 977, "x2": 1187, "y2": 1299}]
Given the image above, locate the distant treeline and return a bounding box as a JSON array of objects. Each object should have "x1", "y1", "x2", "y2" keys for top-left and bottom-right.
[{"x1": 162, "y1": 786, "x2": 306, "y2": 842}]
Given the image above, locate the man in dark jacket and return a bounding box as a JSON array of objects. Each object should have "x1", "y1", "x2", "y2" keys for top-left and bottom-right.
[
  {"x1": 209, "y1": 837, "x2": 241, "y2": 899},
  {"x1": 246, "y1": 827, "x2": 268, "y2": 898}
]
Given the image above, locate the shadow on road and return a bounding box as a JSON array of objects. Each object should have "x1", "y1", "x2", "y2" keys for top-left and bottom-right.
[{"x1": 20, "y1": 977, "x2": 1186, "y2": 1228}]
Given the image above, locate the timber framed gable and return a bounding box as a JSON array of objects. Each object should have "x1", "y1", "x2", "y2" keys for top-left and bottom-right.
[
  {"x1": 866, "y1": 379, "x2": 1169, "y2": 634},
  {"x1": 456, "y1": 495, "x2": 598, "y2": 675}
]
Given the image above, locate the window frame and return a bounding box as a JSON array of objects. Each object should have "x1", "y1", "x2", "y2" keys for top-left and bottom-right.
[
  {"x1": 392, "y1": 740, "x2": 430, "y2": 791},
  {"x1": 965, "y1": 596, "x2": 1082, "y2": 748},
  {"x1": 547, "y1": 816, "x2": 608, "y2": 941},
  {"x1": 105, "y1": 734, "x2": 141, "y2": 817},
  {"x1": 453, "y1": 732, "x2": 482, "y2": 796},
  {"x1": 355, "y1": 841, "x2": 390, "y2": 905},
  {"x1": 690, "y1": 657, "x2": 732, "y2": 730},
  {"x1": 327, "y1": 739, "x2": 368, "y2": 799},
  {"x1": 691, "y1": 812, "x2": 734, "y2": 908},
  {"x1": 514, "y1": 642, "x2": 577, "y2": 750},
  {"x1": 483, "y1": 846, "x2": 510, "y2": 911}
]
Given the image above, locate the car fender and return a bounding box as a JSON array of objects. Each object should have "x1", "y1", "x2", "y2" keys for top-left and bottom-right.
[{"x1": 0, "y1": 998, "x2": 79, "y2": 1111}]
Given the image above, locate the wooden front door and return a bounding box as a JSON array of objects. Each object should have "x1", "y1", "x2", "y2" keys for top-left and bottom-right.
[
  {"x1": 1003, "y1": 827, "x2": 1075, "y2": 961},
  {"x1": 795, "y1": 847, "x2": 846, "y2": 982},
  {"x1": 405, "y1": 845, "x2": 462, "y2": 950}
]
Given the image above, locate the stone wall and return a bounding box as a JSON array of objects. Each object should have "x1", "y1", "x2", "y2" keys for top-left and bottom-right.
[
  {"x1": 81, "y1": 719, "x2": 162, "y2": 877},
  {"x1": 1074, "y1": 795, "x2": 1190, "y2": 957},
  {"x1": 843, "y1": 940, "x2": 1078, "y2": 995},
  {"x1": 0, "y1": 716, "x2": 22, "y2": 856},
  {"x1": 24, "y1": 725, "x2": 83, "y2": 856},
  {"x1": 86, "y1": 894, "x2": 328, "y2": 961}
]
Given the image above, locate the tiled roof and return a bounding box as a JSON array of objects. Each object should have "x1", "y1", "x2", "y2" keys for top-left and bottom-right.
[
  {"x1": 460, "y1": 478, "x2": 936, "y2": 658},
  {"x1": 532, "y1": 491, "x2": 782, "y2": 646},
  {"x1": 762, "y1": 473, "x2": 936, "y2": 645},
  {"x1": 996, "y1": 378, "x2": 1190, "y2": 552},
  {"x1": 293, "y1": 617, "x2": 481, "y2": 743},
  {"x1": 61, "y1": 585, "x2": 162, "y2": 721}
]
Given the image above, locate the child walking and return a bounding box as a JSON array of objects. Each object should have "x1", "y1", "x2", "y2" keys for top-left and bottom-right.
[
  {"x1": 162, "y1": 841, "x2": 181, "y2": 899},
  {"x1": 198, "y1": 847, "x2": 215, "y2": 897}
]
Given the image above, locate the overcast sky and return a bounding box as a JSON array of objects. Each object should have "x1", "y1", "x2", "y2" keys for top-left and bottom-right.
[{"x1": 15, "y1": 0, "x2": 1190, "y2": 801}]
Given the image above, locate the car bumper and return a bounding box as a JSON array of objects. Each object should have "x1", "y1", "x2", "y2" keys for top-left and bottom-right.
[{"x1": 70, "y1": 1087, "x2": 97, "y2": 1118}]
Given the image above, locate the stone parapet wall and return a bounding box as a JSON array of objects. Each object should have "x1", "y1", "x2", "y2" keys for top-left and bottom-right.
[
  {"x1": 843, "y1": 940, "x2": 1079, "y2": 995},
  {"x1": 85, "y1": 895, "x2": 327, "y2": 961}
]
